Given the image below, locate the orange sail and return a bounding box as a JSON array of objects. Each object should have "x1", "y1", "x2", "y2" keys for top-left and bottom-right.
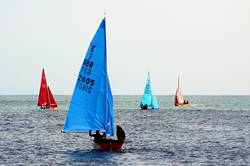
[{"x1": 48, "y1": 86, "x2": 58, "y2": 109}]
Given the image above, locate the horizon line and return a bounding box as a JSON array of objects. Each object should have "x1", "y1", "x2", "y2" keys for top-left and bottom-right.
[{"x1": 1, "y1": 94, "x2": 250, "y2": 96}]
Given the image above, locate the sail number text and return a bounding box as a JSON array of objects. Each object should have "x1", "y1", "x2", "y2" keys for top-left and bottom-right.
[
  {"x1": 83, "y1": 59, "x2": 94, "y2": 68},
  {"x1": 80, "y1": 59, "x2": 94, "y2": 76},
  {"x1": 76, "y1": 75, "x2": 95, "y2": 94}
]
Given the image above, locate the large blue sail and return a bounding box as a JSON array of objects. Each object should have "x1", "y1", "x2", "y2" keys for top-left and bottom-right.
[
  {"x1": 64, "y1": 18, "x2": 114, "y2": 135},
  {"x1": 140, "y1": 73, "x2": 152, "y2": 107}
]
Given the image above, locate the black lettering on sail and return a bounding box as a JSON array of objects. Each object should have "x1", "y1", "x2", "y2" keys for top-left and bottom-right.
[
  {"x1": 88, "y1": 45, "x2": 96, "y2": 60},
  {"x1": 76, "y1": 74, "x2": 95, "y2": 94}
]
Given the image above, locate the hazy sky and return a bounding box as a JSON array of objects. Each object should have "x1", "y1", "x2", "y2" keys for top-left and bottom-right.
[{"x1": 0, "y1": 0, "x2": 250, "y2": 95}]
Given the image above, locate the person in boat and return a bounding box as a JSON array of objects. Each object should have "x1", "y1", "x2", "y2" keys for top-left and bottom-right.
[
  {"x1": 89, "y1": 130, "x2": 105, "y2": 144},
  {"x1": 40, "y1": 104, "x2": 46, "y2": 109},
  {"x1": 140, "y1": 103, "x2": 148, "y2": 110},
  {"x1": 116, "y1": 125, "x2": 126, "y2": 143},
  {"x1": 109, "y1": 125, "x2": 126, "y2": 144},
  {"x1": 183, "y1": 100, "x2": 187, "y2": 104},
  {"x1": 101, "y1": 132, "x2": 111, "y2": 144},
  {"x1": 186, "y1": 100, "x2": 189, "y2": 104},
  {"x1": 140, "y1": 103, "x2": 144, "y2": 109}
]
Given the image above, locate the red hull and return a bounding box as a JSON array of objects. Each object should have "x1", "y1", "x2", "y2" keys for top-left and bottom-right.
[{"x1": 93, "y1": 142, "x2": 124, "y2": 151}]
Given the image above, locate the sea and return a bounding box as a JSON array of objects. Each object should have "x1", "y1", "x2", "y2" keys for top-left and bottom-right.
[{"x1": 0, "y1": 95, "x2": 250, "y2": 165}]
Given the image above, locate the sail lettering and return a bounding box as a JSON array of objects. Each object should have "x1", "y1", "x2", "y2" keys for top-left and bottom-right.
[
  {"x1": 76, "y1": 82, "x2": 92, "y2": 94},
  {"x1": 81, "y1": 59, "x2": 94, "y2": 76},
  {"x1": 91, "y1": 45, "x2": 96, "y2": 53},
  {"x1": 90, "y1": 80, "x2": 95, "y2": 86},
  {"x1": 77, "y1": 75, "x2": 95, "y2": 94},
  {"x1": 83, "y1": 59, "x2": 94, "y2": 68},
  {"x1": 88, "y1": 45, "x2": 96, "y2": 60},
  {"x1": 81, "y1": 66, "x2": 92, "y2": 76},
  {"x1": 144, "y1": 84, "x2": 151, "y2": 94},
  {"x1": 78, "y1": 75, "x2": 95, "y2": 85}
]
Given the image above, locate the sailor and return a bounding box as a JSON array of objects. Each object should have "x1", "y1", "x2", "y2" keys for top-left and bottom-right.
[
  {"x1": 116, "y1": 125, "x2": 126, "y2": 143},
  {"x1": 89, "y1": 130, "x2": 104, "y2": 144},
  {"x1": 101, "y1": 132, "x2": 110, "y2": 144},
  {"x1": 40, "y1": 104, "x2": 46, "y2": 109},
  {"x1": 102, "y1": 132, "x2": 106, "y2": 139},
  {"x1": 140, "y1": 103, "x2": 144, "y2": 109}
]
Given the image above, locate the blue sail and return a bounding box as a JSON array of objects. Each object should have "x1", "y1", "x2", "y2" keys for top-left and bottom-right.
[
  {"x1": 152, "y1": 90, "x2": 160, "y2": 110},
  {"x1": 140, "y1": 73, "x2": 152, "y2": 106},
  {"x1": 64, "y1": 18, "x2": 114, "y2": 136},
  {"x1": 106, "y1": 80, "x2": 114, "y2": 135},
  {"x1": 140, "y1": 72, "x2": 160, "y2": 110}
]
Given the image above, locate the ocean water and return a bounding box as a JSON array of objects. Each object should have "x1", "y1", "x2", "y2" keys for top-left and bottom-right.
[{"x1": 0, "y1": 95, "x2": 250, "y2": 165}]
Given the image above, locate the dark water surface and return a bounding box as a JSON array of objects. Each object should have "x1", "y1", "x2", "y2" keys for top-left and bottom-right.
[{"x1": 1, "y1": 95, "x2": 250, "y2": 165}]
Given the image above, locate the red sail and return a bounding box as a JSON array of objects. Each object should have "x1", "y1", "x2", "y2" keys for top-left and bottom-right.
[
  {"x1": 37, "y1": 69, "x2": 49, "y2": 107},
  {"x1": 48, "y1": 86, "x2": 58, "y2": 108}
]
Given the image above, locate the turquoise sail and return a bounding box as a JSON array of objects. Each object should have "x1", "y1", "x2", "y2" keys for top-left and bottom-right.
[
  {"x1": 140, "y1": 72, "x2": 160, "y2": 110},
  {"x1": 64, "y1": 18, "x2": 114, "y2": 136},
  {"x1": 152, "y1": 90, "x2": 160, "y2": 110},
  {"x1": 140, "y1": 73, "x2": 152, "y2": 106}
]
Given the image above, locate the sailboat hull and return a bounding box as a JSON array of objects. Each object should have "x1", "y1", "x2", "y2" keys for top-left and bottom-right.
[
  {"x1": 92, "y1": 141, "x2": 124, "y2": 151},
  {"x1": 175, "y1": 104, "x2": 192, "y2": 107},
  {"x1": 140, "y1": 107, "x2": 158, "y2": 110},
  {"x1": 39, "y1": 108, "x2": 58, "y2": 111}
]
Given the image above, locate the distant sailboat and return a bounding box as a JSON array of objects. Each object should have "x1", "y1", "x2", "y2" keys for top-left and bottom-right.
[
  {"x1": 63, "y1": 18, "x2": 124, "y2": 151},
  {"x1": 37, "y1": 68, "x2": 58, "y2": 110},
  {"x1": 174, "y1": 77, "x2": 191, "y2": 107},
  {"x1": 140, "y1": 72, "x2": 160, "y2": 110}
]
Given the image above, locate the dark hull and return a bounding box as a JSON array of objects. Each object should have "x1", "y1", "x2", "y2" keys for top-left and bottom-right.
[{"x1": 92, "y1": 142, "x2": 124, "y2": 151}]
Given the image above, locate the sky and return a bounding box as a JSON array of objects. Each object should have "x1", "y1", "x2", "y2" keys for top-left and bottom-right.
[{"x1": 0, "y1": 0, "x2": 250, "y2": 95}]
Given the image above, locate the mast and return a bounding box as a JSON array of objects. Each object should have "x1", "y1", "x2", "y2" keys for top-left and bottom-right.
[
  {"x1": 176, "y1": 76, "x2": 184, "y2": 104},
  {"x1": 148, "y1": 72, "x2": 153, "y2": 107},
  {"x1": 104, "y1": 14, "x2": 109, "y2": 132},
  {"x1": 46, "y1": 86, "x2": 51, "y2": 108},
  {"x1": 178, "y1": 76, "x2": 180, "y2": 89}
]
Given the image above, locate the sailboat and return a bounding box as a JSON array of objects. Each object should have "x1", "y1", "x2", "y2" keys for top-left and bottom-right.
[
  {"x1": 63, "y1": 18, "x2": 124, "y2": 151},
  {"x1": 140, "y1": 72, "x2": 160, "y2": 110},
  {"x1": 37, "y1": 68, "x2": 58, "y2": 110},
  {"x1": 174, "y1": 77, "x2": 191, "y2": 107}
]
